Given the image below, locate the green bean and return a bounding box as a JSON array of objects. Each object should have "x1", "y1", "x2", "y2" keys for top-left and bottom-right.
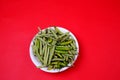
[
  {"x1": 37, "y1": 34, "x2": 49, "y2": 37},
  {"x1": 48, "y1": 45, "x2": 55, "y2": 64},
  {"x1": 39, "y1": 40, "x2": 43, "y2": 55},
  {"x1": 32, "y1": 45, "x2": 36, "y2": 56},
  {"x1": 37, "y1": 33, "x2": 55, "y2": 38},
  {"x1": 43, "y1": 44, "x2": 48, "y2": 66},
  {"x1": 60, "y1": 40, "x2": 72, "y2": 45},
  {"x1": 47, "y1": 65, "x2": 53, "y2": 70},
  {"x1": 56, "y1": 64, "x2": 61, "y2": 69},
  {"x1": 65, "y1": 55, "x2": 68, "y2": 61},
  {"x1": 61, "y1": 34, "x2": 70, "y2": 42},
  {"x1": 48, "y1": 38, "x2": 53, "y2": 43},
  {"x1": 55, "y1": 50, "x2": 68, "y2": 54},
  {"x1": 51, "y1": 62, "x2": 58, "y2": 65},
  {"x1": 52, "y1": 58, "x2": 65, "y2": 61},
  {"x1": 34, "y1": 39, "x2": 41, "y2": 56},
  {"x1": 53, "y1": 64, "x2": 59, "y2": 69},
  {"x1": 51, "y1": 40, "x2": 56, "y2": 45},
  {"x1": 68, "y1": 51, "x2": 73, "y2": 55},
  {"x1": 69, "y1": 56, "x2": 74, "y2": 61},
  {"x1": 56, "y1": 46, "x2": 71, "y2": 50},
  {"x1": 53, "y1": 65, "x2": 58, "y2": 69},
  {"x1": 44, "y1": 47, "x2": 50, "y2": 66},
  {"x1": 42, "y1": 45, "x2": 45, "y2": 60},
  {"x1": 35, "y1": 48, "x2": 43, "y2": 64},
  {"x1": 71, "y1": 50, "x2": 77, "y2": 55},
  {"x1": 54, "y1": 56, "x2": 58, "y2": 58},
  {"x1": 65, "y1": 54, "x2": 74, "y2": 57},
  {"x1": 69, "y1": 57, "x2": 74, "y2": 64},
  {"x1": 54, "y1": 27, "x2": 63, "y2": 34},
  {"x1": 55, "y1": 53, "x2": 63, "y2": 58},
  {"x1": 37, "y1": 37, "x2": 51, "y2": 46},
  {"x1": 68, "y1": 44, "x2": 71, "y2": 46},
  {"x1": 58, "y1": 32, "x2": 69, "y2": 39},
  {"x1": 73, "y1": 40, "x2": 77, "y2": 49},
  {"x1": 59, "y1": 62, "x2": 67, "y2": 66},
  {"x1": 35, "y1": 39, "x2": 40, "y2": 49},
  {"x1": 70, "y1": 43, "x2": 76, "y2": 50},
  {"x1": 42, "y1": 44, "x2": 45, "y2": 54},
  {"x1": 50, "y1": 29, "x2": 58, "y2": 39},
  {"x1": 61, "y1": 54, "x2": 66, "y2": 59}
]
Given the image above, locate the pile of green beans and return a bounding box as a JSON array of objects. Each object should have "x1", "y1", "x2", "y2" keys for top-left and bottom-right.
[{"x1": 32, "y1": 27, "x2": 77, "y2": 70}]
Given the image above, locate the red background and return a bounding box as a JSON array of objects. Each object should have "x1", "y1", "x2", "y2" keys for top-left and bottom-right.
[{"x1": 0, "y1": 0, "x2": 120, "y2": 80}]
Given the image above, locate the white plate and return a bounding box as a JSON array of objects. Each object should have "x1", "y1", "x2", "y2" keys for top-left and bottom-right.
[{"x1": 29, "y1": 27, "x2": 79, "y2": 73}]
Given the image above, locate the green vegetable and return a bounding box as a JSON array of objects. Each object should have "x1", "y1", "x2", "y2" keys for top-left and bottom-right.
[
  {"x1": 56, "y1": 46, "x2": 71, "y2": 50},
  {"x1": 32, "y1": 26, "x2": 78, "y2": 70},
  {"x1": 37, "y1": 37, "x2": 51, "y2": 46},
  {"x1": 47, "y1": 65, "x2": 53, "y2": 70},
  {"x1": 48, "y1": 45, "x2": 55, "y2": 64},
  {"x1": 60, "y1": 40, "x2": 72, "y2": 45},
  {"x1": 43, "y1": 44, "x2": 48, "y2": 66},
  {"x1": 70, "y1": 42, "x2": 77, "y2": 50},
  {"x1": 58, "y1": 32, "x2": 69, "y2": 39},
  {"x1": 54, "y1": 27, "x2": 63, "y2": 34},
  {"x1": 61, "y1": 34, "x2": 70, "y2": 42},
  {"x1": 55, "y1": 53, "x2": 63, "y2": 58},
  {"x1": 52, "y1": 58, "x2": 65, "y2": 61},
  {"x1": 45, "y1": 47, "x2": 50, "y2": 65},
  {"x1": 50, "y1": 29, "x2": 58, "y2": 39},
  {"x1": 55, "y1": 50, "x2": 68, "y2": 54},
  {"x1": 39, "y1": 40, "x2": 43, "y2": 55}
]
